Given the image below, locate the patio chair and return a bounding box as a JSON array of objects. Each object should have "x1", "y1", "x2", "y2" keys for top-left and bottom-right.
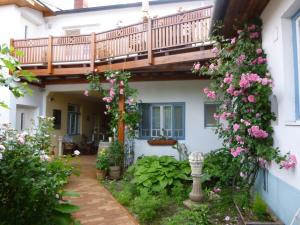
[{"x1": 290, "y1": 208, "x2": 300, "y2": 225}]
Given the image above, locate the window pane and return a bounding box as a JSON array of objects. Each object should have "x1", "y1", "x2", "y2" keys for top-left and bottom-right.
[
  {"x1": 205, "y1": 104, "x2": 218, "y2": 127},
  {"x1": 173, "y1": 105, "x2": 184, "y2": 137},
  {"x1": 140, "y1": 104, "x2": 150, "y2": 137},
  {"x1": 152, "y1": 106, "x2": 160, "y2": 136},
  {"x1": 152, "y1": 106, "x2": 160, "y2": 129},
  {"x1": 163, "y1": 106, "x2": 172, "y2": 137}
]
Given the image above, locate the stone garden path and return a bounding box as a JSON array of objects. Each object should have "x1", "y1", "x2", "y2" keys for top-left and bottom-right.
[{"x1": 64, "y1": 155, "x2": 139, "y2": 225}]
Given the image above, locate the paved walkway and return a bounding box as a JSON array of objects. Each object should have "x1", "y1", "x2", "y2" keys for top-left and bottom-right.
[{"x1": 64, "y1": 155, "x2": 139, "y2": 225}]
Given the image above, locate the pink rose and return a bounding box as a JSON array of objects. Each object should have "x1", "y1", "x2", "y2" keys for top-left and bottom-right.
[
  {"x1": 248, "y1": 95, "x2": 256, "y2": 103},
  {"x1": 248, "y1": 126, "x2": 268, "y2": 138},
  {"x1": 211, "y1": 47, "x2": 218, "y2": 54},
  {"x1": 280, "y1": 154, "x2": 297, "y2": 170},
  {"x1": 231, "y1": 37, "x2": 236, "y2": 44},
  {"x1": 257, "y1": 56, "x2": 267, "y2": 64},
  {"x1": 120, "y1": 81, "x2": 124, "y2": 86},
  {"x1": 84, "y1": 90, "x2": 89, "y2": 96},
  {"x1": 236, "y1": 54, "x2": 246, "y2": 65},
  {"x1": 233, "y1": 123, "x2": 240, "y2": 132},
  {"x1": 194, "y1": 63, "x2": 200, "y2": 70},
  {"x1": 237, "y1": 30, "x2": 243, "y2": 34},
  {"x1": 256, "y1": 48, "x2": 263, "y2": 54},
  {"x1": 119, "y1": 88, "x2": 124, "y2": 95},
  {"x1": 250, "y1": 32, "x2": 259, "y2": 39}
]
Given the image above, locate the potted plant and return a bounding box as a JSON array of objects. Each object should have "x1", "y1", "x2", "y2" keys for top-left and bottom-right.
[
  {"x1": 107, "y1": 140, "x2": 124, "y2": 180},
  {"x1": 96, "y1": 149, "x2": 109, "y2": 179}
]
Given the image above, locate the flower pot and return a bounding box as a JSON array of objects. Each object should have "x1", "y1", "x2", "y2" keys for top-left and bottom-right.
[
  {"x1": 109, "y1": 166, "x2": 121, "y2": 180},
  {"x1": 96, "y1": 169, "x2": 106, "y2": 180},
  {"x1": 147, "y1": 139, "x2": 177, "y2": 146},
  {"x1": 234, "y1": 201, "x2": 284, "y2": 225}
]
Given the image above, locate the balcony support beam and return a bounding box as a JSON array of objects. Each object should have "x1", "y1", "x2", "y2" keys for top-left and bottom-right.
[{"x1": 47, "y1": 36, "x2": 53, "y2": 74}]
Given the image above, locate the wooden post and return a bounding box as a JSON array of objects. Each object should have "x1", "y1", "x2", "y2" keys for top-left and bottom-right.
[
  {"x1": 47, "y1": 35, "x2": 53, "y2": 74},
  {"x1": 90, "y1": 32, "x2": 96, "y2": 72},
  {"x1": 9, "y1": 38, "x2": 14, "y2": 50},
  {"x1": 117, "y1": 84, "x2": 125, "y2": 144},
  {"x1": 147, "y1": 17, "x2": 153, "y2": 65}
]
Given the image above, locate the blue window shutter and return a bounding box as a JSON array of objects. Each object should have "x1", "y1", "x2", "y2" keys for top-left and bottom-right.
[
  {"x1": 173, "y1": 103, "x2": 185, "y2": 139},
  {"x1": 139, "y1": 103, "x2": 150, "y2": 138}
]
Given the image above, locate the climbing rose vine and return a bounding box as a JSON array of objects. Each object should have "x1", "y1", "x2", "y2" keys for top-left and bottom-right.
[
  {"x1": 193, "y1": 22, "x2": 296, "y2": 186},
  {"x1": 86, "y1": 70, "x2": 140, "y2": 138}
]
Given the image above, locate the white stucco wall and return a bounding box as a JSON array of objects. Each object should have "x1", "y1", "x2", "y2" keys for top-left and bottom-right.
[
  {"x1": 44, "y1": 80, "x2": 222, "y2": 159},
  {"x1": 43, "y1": 1, "x2": 213, "y2": 36},
  {"x1": 261, "y1": 0, "x2": 300, "y2": 191}
]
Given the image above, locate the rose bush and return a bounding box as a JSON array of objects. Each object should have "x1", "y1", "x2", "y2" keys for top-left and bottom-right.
[
  {"x1": 193, "y1": 22, "x2": 296, "y2": 187},
  {"x1": 87, "y1": 70, "x2": 140, "y2": 138},
  {"x1": 0, "y1": 117, "x2": 79, "y2": 225}
]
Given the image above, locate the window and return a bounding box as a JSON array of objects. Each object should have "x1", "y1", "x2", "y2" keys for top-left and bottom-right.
[
  {"x1": 67, "y1": 104, "x2": 80, "y2": 135},
  {"x1": 293, "y1": 11, "x2": 300, "y2": 119},
  {"x1": 139, "y1": 103, "x2": 185, "y2": 139},
  {"x1": 204, "y1": 103, "x2": 219, "y2": 127},
  {"x1": 65, "y1": 29, "x2": 81, "y2": 36}
]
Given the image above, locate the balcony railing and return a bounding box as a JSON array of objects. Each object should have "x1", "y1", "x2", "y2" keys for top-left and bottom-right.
[{"x1": 11, "y1": 6, "x2": 212, "y2": 74}]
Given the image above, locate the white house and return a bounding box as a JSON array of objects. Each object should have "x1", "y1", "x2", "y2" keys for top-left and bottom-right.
[
  {"x1": 0, "y1": 0, "x2": 221, "y2": 160},
  {"x1": 3, "y1": 0, "x2": 300, "y2": 223}
]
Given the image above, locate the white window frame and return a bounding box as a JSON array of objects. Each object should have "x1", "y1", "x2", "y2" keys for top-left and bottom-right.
[{"x1": 150, "y1": 104, "x2": 173, "y2": 138}]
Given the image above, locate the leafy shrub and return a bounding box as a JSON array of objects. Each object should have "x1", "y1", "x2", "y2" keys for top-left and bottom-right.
[
  {"x1": 96, "y1": 149, "x2": 109, "y2": 171},
  {"x1": 203, "y1": 148, "x2": 241, "y2": 187},
  {"x1": 162, "y1": 205, "x2": 211, "y2": 225},
  {"x1": 170, "y1": 183, "x2": 191, "y2": 204},
  {"x1": 131, "y1": 156, "x2": 191, "y2": 193},
  {"x1": 107, "y1": 141, "x2": 124, "y2": 166},
  {"x1": 252, "y1": 194, "x2": 267, "y2": 220},
  {"x1": 0, "y1": 118, "x2": 78, "y2": 225},
  {"x1": 132, "y1": 191, "x2": 168, "y2": 224},
  {"x1": 115, "y1": 182, "x2": 137, "y2": 206}
]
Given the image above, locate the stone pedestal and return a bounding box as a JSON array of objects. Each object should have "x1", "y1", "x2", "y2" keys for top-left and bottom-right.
[{"x1": 186, "y1": 152, "x2": 204, "y2": 205}]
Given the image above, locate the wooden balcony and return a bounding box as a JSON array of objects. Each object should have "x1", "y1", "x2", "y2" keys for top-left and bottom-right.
[{"x1": 11, "y1": 6, "x2": 214, "y2": 83}]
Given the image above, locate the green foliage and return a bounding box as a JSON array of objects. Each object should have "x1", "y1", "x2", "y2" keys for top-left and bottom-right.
[
  {"x1": 132, "y1": 191, "x2": 168, "y2": 224},
  {"x1": 131, "y1": 156, "x2": 191, "y2": 193},
  {"x1": 0, "y1": 117, "x2": 79, "y2": 225},
  {"x1": 203, "y1": 148, "x2": 241, "y2": 187},
  {"x1": 170, "y1": 183, "x2": 191, "y2": 204},
  {"x1": 162, "y1": 205, "x2": 211, "y2": 225},
  {"x1": 87, "y1": 70, "x2": 141, "y2": 137},
  {"x1": 252, "y1": 194, "x2": 267, "y2": 220},
  {"x1": 192, "y1": 22, "x2": 289, "y2": 187},
  {"x1": 96, "y1": 149, "x2": 109, "y2": 171},
  {"x1": 107, "y1": 141, "x2": 124, "y2": 166},
  {"x1": 0, "y1": 44, "x2": 38, "y2": 108},
  {"x1": 115, "y1": 182, "x2": 137, "y2": 206}
]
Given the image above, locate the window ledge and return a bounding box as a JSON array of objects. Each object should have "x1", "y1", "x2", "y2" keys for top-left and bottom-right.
[{"x1": 285, "y1": 121, "x2": 300, "y2": 126}]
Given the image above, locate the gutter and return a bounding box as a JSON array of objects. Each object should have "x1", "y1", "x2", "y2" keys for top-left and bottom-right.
[{"x1": 54, "y1": 0, "x2": 202, "y2": 15}]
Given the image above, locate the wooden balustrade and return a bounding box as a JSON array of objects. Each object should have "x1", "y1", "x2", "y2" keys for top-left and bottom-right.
[{"x1": 11, "y1": 6, "x2": 212, "y2": 74}]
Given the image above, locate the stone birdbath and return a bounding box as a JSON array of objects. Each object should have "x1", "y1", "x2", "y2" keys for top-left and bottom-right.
[{"x1": 183, "y1": 152, "x2": 204, "y2": 208}]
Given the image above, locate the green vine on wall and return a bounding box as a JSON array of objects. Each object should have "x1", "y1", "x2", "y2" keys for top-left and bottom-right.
[
  {"x1": 86, "y1": 71, "x2": 140, "y2": 138},
  {"x1": 193, "y1": 22, "x2": 297, "y2": 186}
]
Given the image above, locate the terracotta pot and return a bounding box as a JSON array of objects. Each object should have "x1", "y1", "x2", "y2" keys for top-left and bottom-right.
[
  {"x1": 109, "y1": 166, "x2": 121, "y2": 180},
  {"x1": 96, "y1": 169, "x2": 106, "y2": 180},
  {"x1": 147, "y1": 139, "x2": 177, "y2": 146}
]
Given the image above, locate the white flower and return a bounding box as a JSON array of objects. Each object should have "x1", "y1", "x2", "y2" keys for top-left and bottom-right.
[
  {"x1": 225, "y1": 216, "x2": 230, "y2": 221},
  {"x1": 0, "y1": 145, "x2": 5, "y2": 151},
  {"x1": 74, "y1": 150, "x2": 80, "y2": 156},
  {"x1": 40, "y1": 154, "x2": 50, "y2": 161}
]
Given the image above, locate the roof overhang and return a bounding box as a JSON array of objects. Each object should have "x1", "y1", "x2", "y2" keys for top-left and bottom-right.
[
  {"x1": 0, "y1": 0, "x2": 54, "y2": 16},
  {"x1": 211, "y1": 0, "x2": 270, "y2": 37}
]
